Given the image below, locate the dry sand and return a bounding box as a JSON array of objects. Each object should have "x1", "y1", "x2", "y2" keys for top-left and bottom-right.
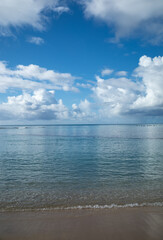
[{"x1": 0, "y1": 207, "x2": 163, "y2": 240}]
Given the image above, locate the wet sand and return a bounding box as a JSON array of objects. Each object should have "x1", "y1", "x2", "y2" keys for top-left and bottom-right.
[{"x1": 0, "y1": 207, "x2": 163, "y2": 240}]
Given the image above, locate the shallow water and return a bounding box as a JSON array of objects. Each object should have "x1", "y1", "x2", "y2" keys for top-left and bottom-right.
[{"x1": 0, "y1": 124, "x2": 163, "y2": 210}]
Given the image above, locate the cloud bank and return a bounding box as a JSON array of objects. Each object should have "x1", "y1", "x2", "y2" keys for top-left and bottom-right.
[
  {"x1": 0, "y1": 89, "x2": 93, "y2": 121},
  {"x1": 0, "y1": 56, "x2": 162, "y2": 121}
]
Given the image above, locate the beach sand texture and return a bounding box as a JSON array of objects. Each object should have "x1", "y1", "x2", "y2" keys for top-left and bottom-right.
[{"x1": 0, "y1": 207, "x2": 163, "y2": 240}]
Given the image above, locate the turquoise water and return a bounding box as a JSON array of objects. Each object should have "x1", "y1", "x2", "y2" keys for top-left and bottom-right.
[{"x1": 0, "y1": 124, "x2": 163, "y2": 211}]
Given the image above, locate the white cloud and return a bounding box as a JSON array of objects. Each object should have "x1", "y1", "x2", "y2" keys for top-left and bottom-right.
[
  {"x1": 93, "y1": 56, "x2": 163, "y2": 117},
  {"x1": 76, "y1": 82, "x2": 92, "y2": 88},
  {"x1": 28, "y1": 37, "x2": 44, "y2": 45},
  {"x1": 0, "y1": 90, "x2": 95, "y2": 121},
  {"x1": 83, "y1": 0, "x2": 163, "y2": 43},
  {"x1": 1, "y1": 0, "x2": 163, "y2": 44},
  {"x1": 0, "y1": 0, "x2": 69, "y2": 35},
  {"x1": 79, "y1": 99, "x2": 91, "y2": 114},
  {"x1": 72, "y1": 99, "x2": 95, "y2": 119},
  {"x1": 132, "y1": 56, "x2": 163, "y2": 113},
  {"x1": 101, "y1": 68, "x2": 113, "y2": 76},
  {"x1": 93, "y1": 75, "x2": 141, "y2": 116},
  {"x1": 53, "y1": 6, "x2": 69, "y2": 13},
  {"x1": 0, "y1": 61, "x2": 78, "y2": 93},
  {"x1": 0, "y1": 56, "x2": 162, "y2": 121},
  {"x1": 0, "y1": 89, "x2": 69, "y2": 120},
  {"x1": 116, "y1": 71, "x2": 127, "y2": 77}
]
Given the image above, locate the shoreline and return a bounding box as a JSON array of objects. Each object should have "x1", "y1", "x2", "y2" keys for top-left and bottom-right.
[{"x1": 0, "y1": 207, "x2": 163, "y2": 240}]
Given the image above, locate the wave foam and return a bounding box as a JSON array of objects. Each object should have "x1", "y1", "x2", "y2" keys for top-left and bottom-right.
[
  {"x1": 1, "y1": 202, "x2": 162, "y2": 212},
  {"x1": 61, "y1": 202, "x2": 163, "y2": 210}
]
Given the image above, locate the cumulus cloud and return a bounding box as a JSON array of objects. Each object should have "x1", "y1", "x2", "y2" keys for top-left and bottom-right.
[
  {"x1": 132, "y1": 56, "x2": 163, "y2": 114},
  {"x1": 0, "y1": 90, "x2": 95, "y2": 121},
  {"x1": 0, "y1": 89, "x2": 68, "y2": 120},
  {"x1": 93, "y1": 56, "x2": 163, "y2": 117},
  {"x1": 72, "y1": 99, "x2": 95, "y2": 119},
  {"x1": 82, "y1": 0, "x2": 163, "y2": 44},
  {"x1": 0, "y1": 89, "x2": 69, "y2": 120},
  {"x1": 28, "y1": 36, "x2": 44, "y2": 45},
  {"x1": 0, "y1": 61, "x2": 78, "y2": 93},
  {"x1": 0, "y1": 0, "x2": 69, "y2": 35},
  {"x1": 93, "y1": 75, "x2": 142, "y2": 116}
]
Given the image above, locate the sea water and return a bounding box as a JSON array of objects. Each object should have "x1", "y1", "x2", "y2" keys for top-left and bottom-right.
[{"x1": 0, "y1": 124, "x2": 163, "y2": 211}]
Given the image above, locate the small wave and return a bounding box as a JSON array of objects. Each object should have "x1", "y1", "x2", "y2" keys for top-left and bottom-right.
[
  {"x1": 0, "y1": 202, "x2": 163, "y2": 212},
  {"x1": 62, "y1": 202, "x2": 163, "y2": 210}
]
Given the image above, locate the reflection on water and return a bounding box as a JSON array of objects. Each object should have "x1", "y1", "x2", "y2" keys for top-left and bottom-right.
[{"x1": 0, "y1": 124, "x2": 163, "y2": 210}]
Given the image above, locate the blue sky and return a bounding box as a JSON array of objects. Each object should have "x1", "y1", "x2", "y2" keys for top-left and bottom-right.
[{"x1": 0, "y1": 0, "x2": 163, "y2": 124}]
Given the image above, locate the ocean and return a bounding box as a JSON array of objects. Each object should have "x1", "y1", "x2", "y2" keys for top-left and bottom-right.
[{"x1": 0, "y1": 124, "x2": 163, "y2": 211}]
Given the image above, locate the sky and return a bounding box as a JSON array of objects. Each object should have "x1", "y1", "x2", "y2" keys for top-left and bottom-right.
[{"x1": 0, "y1": 0, "x2": 163, "y2": 124}]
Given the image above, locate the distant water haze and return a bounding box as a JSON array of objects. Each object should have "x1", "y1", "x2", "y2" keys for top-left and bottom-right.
[{"x1": 0, "y1": 124, "x2": 163, "y2": 211}]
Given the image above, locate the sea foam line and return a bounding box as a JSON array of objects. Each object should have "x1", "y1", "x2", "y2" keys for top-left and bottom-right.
[
  {"x1": 0, "y1": 202, "x2": 163, "y2": 212},
  {"x1": 61, "y1": 202, "x2": 163, "y2": 210}
]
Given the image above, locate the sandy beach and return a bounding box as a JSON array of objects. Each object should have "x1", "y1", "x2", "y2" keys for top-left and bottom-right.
[{"x1": 0, "y1": 207, "x2": 163, "y2": 240}]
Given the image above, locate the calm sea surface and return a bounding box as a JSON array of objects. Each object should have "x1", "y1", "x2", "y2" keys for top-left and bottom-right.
[{"x1": 0, "y1": 124, "x2": 163, "y2": 211}]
